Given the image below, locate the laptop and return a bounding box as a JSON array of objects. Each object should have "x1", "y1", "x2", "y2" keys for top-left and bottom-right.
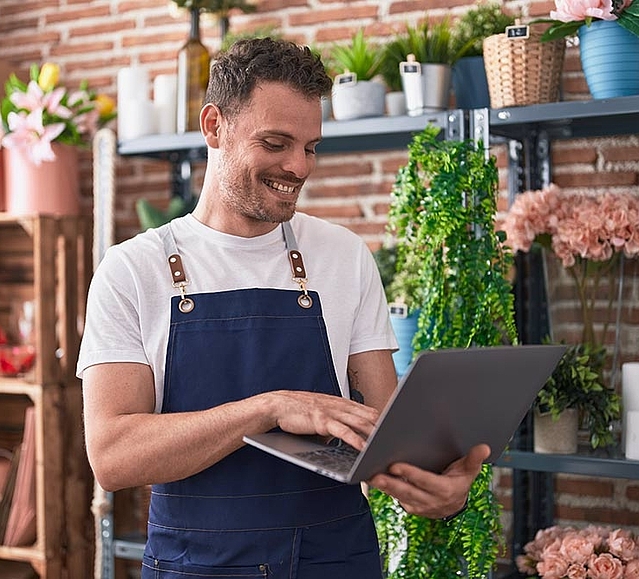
[{"x1": 243, "y1": 344, "x2": 566, "y2": 484}]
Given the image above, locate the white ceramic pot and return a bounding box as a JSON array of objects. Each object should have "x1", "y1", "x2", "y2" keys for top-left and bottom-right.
[
  {"x1": 331, "y1": 80, "x2": 386, "y2": 121},
  {"x1": 385, "y1": 91, "x2": 407, "y2": 116}
]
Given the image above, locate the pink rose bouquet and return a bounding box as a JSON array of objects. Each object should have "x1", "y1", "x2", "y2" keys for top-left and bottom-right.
[
  {"x1": 535, "y1": 0, "x2": 639, "y2": 41},
  {"x1": 0, "y1": 63, "x2": 116, "y2": 165},
  {"x1": 516, "y1": 525, "x2": 639, "y2": 579}
]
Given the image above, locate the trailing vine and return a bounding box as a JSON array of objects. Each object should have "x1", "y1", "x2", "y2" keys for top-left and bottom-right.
[{"x1": 371, "y1": 124, "x2": 518, "y2": 578}]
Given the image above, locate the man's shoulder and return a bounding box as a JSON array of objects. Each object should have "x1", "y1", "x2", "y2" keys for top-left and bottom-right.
[{"x1": 293, "y1": 212, "x2": 365, "y2": 247}]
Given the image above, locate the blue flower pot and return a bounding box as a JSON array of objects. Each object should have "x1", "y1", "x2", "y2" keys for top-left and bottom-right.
[
  {"x1": 578, "y1": 20, "x2": 639, "y2": 99},
  {"x1": 390, "y1": 309, "x2": 419, "y2": 377}
]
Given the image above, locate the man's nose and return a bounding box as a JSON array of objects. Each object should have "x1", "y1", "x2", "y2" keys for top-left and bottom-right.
[{"x1": 282, "y1": 148, "x2": 314, "y2": 179}]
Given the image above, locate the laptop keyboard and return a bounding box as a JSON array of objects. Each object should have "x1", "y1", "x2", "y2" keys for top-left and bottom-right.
[{"x1": 295, "y1": 442, "x2": 360, "y2": 473}]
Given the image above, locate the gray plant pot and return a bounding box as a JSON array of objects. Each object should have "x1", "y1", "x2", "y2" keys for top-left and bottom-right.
[{"x1": 331, "y1": 80, "x2": 386, "y2": 121}]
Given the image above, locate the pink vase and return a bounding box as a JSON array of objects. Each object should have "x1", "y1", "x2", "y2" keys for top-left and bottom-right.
[{"x1": 3, "y1": 144, "x2": 80, "y2": 216}]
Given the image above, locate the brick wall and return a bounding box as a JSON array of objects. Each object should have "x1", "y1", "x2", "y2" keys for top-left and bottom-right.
[{"x1": 2, "y1": 0, "x2": 638, "y2": 566}]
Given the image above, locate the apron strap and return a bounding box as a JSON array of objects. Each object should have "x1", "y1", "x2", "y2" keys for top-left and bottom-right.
[
  {"x1": 161, "y1": 219, "x2": 313, "y2": 311},
  {"x1": 282, "y1": 221, "x2": 313, "y2": 309},
  {"x1": 160, "y1": 224, "x2": 195, "y2": 313}
]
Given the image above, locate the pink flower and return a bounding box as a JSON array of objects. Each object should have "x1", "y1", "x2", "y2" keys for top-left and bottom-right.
[
  {"x1": 568, "y1": 562, "x2": 589, "y2": 579},
  {"x1": 537, "y1": 551, "x2": 570, "y2": 578},
  {"x1": 550, "y1": 0, "x2": 618, "y2": 21},
  {"x1": 561, "y1": 532, "x2": 596, "y2": 565},
  {"x1": 1, "y1": 109, "x2": 65, "y2": 165},
  {"x1": 588, "y1": 552, "x2": 624, "y2": 579},
  {"x1": 608, "y1": 529, "x2": 638, "y2": 562},
  {"x1": 625, "y1": 559, "x2": 639, "y2": 579}
]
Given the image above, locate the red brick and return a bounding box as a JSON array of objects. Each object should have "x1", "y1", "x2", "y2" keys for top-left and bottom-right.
[
  {"x1": 554, "y1": 172, "x2": 637, "y2": 188},
  {"x1": 551, "y1": 145, "x2": 598, "y2": 165},
  {"x1": 289, "y1": 5, "x2": 379, "y2": 26},
  {"x1": 602, "y1": 145, "x2": 639, "y2": 163},
  {"x1": 555, "y1": 476, "x2": 614, "y2": 497},
  {"x1": 299, "y1": 204, "x2": 364, "y2": 219},
  {"x1": 311, "y1": 160, "x2": 374, "y2": 179}
]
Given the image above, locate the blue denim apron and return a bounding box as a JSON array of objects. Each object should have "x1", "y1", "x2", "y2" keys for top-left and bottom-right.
[{"x1": 141, "y1": 222, "x2": 382, "y2": 578}]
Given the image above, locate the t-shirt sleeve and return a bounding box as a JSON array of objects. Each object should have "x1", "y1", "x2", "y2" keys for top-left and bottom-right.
[
  {"x1": 349, "y1": 242, "x2": 398, "y2": 356},
  {"x1": 76, "y1": 246, "x2": 149, "y2": 378}
]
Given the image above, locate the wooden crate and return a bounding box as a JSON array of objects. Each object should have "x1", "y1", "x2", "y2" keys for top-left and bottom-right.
[
  {"x1": 0, "y1": 214, "x2": 92, "y2": 386},
  {"x1": 0, "y1": 214, "x2": 94, "y2": 578}
]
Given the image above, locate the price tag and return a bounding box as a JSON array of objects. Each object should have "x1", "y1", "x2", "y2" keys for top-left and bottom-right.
[
  {"x1": 389, "y1": 303, "x2": 408, "y2": 318},
  {"x1": 400, "y1": 61, "x2": 421, "y2": 76},
  {"x1": 506, "y1": 24, "x2": 530, "y2": 39},
  {"x1": 334, "y1": 72, "x2": 357, "y2": 86}
]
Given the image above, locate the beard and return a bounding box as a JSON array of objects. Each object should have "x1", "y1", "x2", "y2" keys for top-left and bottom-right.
[{"x1": 217, "y1": 150, "x2": 299, "y2": 225}]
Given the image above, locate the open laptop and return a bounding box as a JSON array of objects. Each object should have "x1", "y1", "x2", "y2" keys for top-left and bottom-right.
[{"x1": 243, "y1": 344, "x2": 566, "y2": 484}]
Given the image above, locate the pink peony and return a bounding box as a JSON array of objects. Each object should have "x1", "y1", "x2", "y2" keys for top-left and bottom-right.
[
  {"x1": 588, "y1": 552, "x2": 624, "y2": 579},
  {"x1": 561, "y1": 532, "x2": 596, "y2": 565},
  {"x1": 625, "y1": 559, "x2": 639, "y2": 579},
  {"x1": 608, "y1": 529, "x2": 638, "y2": 562},
  {"x1": 538, "y1": 552, "x2": 570, "y2": 579}
]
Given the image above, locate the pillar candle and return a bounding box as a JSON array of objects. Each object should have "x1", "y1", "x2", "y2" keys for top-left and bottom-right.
[
  {"x1": 153, "y1": 74, "x2": 178, "y2": 134},
  {"x1": 625, "y1": 410, "x2": 639, "y2": 460},
  {"x1": 622, "y1": 362, "x2": 639, "y2": 452}
]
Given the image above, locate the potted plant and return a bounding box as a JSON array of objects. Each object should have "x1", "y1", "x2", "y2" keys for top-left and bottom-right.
[
  {"x1": 392, "y1": 19, "x2": 465, "y2": 114},
  {"x1": 450, "y1": 2, "x2": 516, "y2": 109},
  {"x1": 369, "y1": 124, "x2": 517, "y2": 578},
  {"x1": 0, "y1": 62, "x2": 116, "y2": 216},
  {"x1": 535, "y1": 0, "x2": 639, "y2": 98},
  {"x1": 328, "y1": 28, "x2": 386, "y2": 120},
  {"x1": 534, "y1": 343, "x2": 621, "y2": 453}
]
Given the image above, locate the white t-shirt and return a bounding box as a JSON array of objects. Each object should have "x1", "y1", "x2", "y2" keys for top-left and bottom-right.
[{"x1": 77, "y1": 212, "x2": 397, "y2": 412}]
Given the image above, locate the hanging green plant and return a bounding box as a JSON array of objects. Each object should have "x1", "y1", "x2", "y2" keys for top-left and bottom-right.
[{"x1": 370, "y1": 124, "x2": 518, "y2": 579}]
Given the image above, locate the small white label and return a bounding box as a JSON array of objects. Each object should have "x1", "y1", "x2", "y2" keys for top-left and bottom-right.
[
  {"x1": 506, "y1": 24, "x2": 530, "y2": 39},
  {"x1": 400, "y1": 61, "x2": 421, "y2": 75},
  {"x1": 334, "y1": 72, "x2": 357, "y2": 86}
]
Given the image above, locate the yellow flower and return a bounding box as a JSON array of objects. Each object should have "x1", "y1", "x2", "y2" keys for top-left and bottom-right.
[
  {"x1": 94, "y1": 94, "x2": 116, "y2": 118},
  {"x1": 38, "y1": 63, "x2": 60, "y2": 92}
]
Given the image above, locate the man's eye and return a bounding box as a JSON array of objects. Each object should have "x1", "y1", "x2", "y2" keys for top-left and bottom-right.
[
  {"x1": 305, "y1": 148, "x2": 317, "y2": 155},
  {"x1": 263, "y1": 141, "x2": 284, "y2": 150}
]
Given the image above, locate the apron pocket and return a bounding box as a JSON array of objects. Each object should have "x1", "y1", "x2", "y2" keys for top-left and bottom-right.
[{"x1": 142, "y1": 555, "x2": 269, "y2": 577}]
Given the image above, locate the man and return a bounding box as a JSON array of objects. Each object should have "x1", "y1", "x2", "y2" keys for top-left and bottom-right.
[{"x1": 79, "y1": 38, "x2": 489, "y2": 578}]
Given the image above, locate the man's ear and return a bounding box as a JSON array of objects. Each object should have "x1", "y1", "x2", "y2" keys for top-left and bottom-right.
[{"x1": 200, "y1": 103, "x2": 221, "y2": 148}]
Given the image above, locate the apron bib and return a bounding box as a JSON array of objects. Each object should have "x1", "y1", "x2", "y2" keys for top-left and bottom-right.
[{"x1": 141, "y1": 222, "x2": 382, "y2": 578}]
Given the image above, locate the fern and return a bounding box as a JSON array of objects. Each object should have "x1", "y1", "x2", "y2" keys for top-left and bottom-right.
[{"x1": 371, "y1": 124, "x2": 517, "y2": 578}]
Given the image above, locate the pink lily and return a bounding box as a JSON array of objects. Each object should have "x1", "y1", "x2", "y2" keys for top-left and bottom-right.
[
  {"x1": 1, "y1": 109, "x2": 65, "y2": 165},
  {"x1": 10, "y1": 80, "x2": 72, "y2": 119}
]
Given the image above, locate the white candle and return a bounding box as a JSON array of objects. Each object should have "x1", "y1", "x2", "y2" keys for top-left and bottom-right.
[
  {"x1": 622, "y1": 362, "x2": 639, "y2": 451},
  {"x1": 625, "y1": 409, "x2": 639, "y2": 460},
  {"x1": 118, "y1": 99, "x2": 155, "y2": 141},
  {"x1": 117, "y1": 66, "x2": 151, "y2": 140},
  {"x1": 153, "y1": 74, "x2": 177, "y2": 134}
]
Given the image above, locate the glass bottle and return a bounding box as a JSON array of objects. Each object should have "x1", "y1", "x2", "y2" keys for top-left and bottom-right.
[{"x1": 176, "y1": 8, "x2": 210, "y2": 133}]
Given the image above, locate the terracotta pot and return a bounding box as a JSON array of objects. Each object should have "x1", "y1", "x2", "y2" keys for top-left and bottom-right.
[
  {"x1": 3, "y1": 144, "x2": 80, "y2": 216},
  {"x1": 534, "y1": 407, "x2": 579, "y2": 454},
  {"x1": 0, "y1": 148, "x2": 5, "y2": 212}
]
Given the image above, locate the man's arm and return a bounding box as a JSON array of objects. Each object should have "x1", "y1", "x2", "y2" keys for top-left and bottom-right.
[
  {"x1": 83, "y1": 361, "x2": 380, "y2": 492},
  {"x1": 348, "y1": 348, "x2": 489, "y2": 520}
]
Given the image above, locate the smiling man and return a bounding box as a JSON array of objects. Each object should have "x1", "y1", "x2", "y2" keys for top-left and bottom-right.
[{"x1": 79, "y1": 38, "x2": 488, "y2": 579}]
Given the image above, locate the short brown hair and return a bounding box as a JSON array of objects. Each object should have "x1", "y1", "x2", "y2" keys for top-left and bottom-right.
[{"x1": 205, "y1": 37, "x2": 332, "y2": 118}]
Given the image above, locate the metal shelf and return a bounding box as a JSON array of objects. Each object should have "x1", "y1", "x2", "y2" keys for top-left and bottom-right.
[
  {"x1": 496, "y1": 448, "x2": 639, "y2": 479},
  {"x1": 116, "y1": 110, "x2": 463, "y2": 158},
  {"x1": 485, "y1": 94, "x2": 639, "y2": 141}
]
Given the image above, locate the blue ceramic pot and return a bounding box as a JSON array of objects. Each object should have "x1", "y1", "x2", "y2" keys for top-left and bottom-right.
[
  {"x1": 389, "y1": 309, "x2": 419, "y2": 377},
  {"x1": 578, "y1": 20, "x2": 639, "y2": 99}
]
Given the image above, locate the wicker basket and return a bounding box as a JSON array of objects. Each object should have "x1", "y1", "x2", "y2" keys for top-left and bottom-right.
[{"x1": 483, "y1": 25, "x2": 566, "y2": 108}]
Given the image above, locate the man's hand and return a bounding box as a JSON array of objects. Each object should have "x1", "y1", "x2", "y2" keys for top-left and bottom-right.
[
  {"x1": 265, "y1": 390, "x2": 380, "y2": 451},
  {"x1": 367, "y1": 443, "x2": 491, "y2": 519}
]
